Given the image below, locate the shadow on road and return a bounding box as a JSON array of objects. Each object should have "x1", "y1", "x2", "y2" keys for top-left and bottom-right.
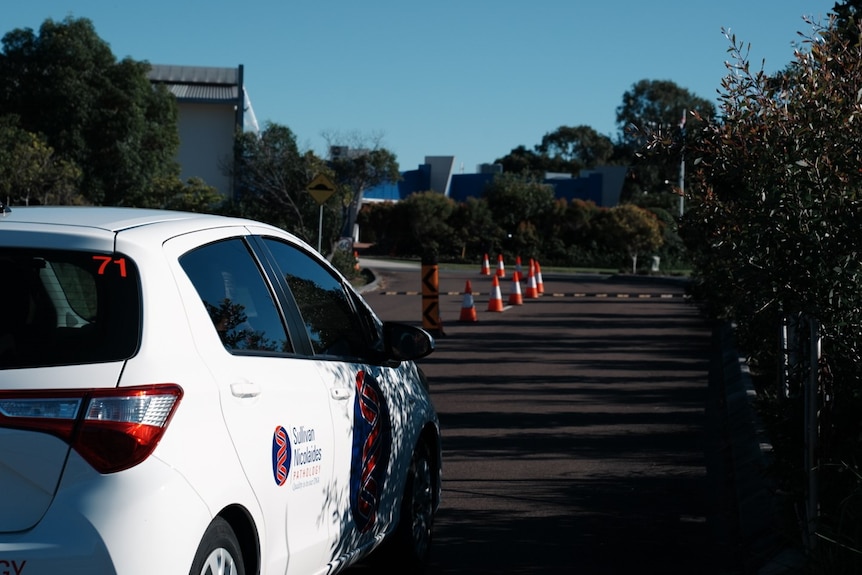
[{"x1": 352, "y1": 274, "x2": 716, "y2": 574}]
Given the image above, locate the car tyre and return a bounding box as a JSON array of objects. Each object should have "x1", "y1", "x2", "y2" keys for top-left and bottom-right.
[
  {"x1": 190, "y1": 517, "x2": 245, "y2": 575},
  {"x1": 387, "y1": 441, "x2": 435, "y2": 572}
]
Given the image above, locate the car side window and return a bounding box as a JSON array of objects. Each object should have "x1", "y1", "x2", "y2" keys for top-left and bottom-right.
[
  {"x1": 262, "y1": 239, "x2": 367, "y2": 359},
  {"x1": 180, "y1": 238, "x2": 292, "y2": 354}
]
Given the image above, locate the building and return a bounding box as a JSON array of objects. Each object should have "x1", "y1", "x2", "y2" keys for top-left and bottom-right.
[
  {"x1": 146, "y1": 65, "x2": 622, "y2": 209},
  {"x1": 364, "y1": 155, "x2": 626, "y2": 207},
  {"x1": 148, "y1": 64, "x2": 259, "y2": 199}
]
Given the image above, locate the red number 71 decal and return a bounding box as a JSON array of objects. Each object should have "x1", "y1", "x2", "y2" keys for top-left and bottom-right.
[{"x1": 92, "y1": 255, "x2": 128, "y2": 277}]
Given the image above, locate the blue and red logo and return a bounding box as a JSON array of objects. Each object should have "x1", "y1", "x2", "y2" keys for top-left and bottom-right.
[
  {"x1": 349, "y1": 370, "x2": 392, "y2": 533},
  {"x1": 272, "y1": 425, "x2": 291, "y2": 486}
]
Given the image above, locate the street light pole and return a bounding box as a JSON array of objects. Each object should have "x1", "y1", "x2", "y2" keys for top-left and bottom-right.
[{"x1": 678, "y1": 109, "x2": 686, "y2": 218}]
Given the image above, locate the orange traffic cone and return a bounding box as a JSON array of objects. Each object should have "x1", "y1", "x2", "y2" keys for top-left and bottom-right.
[
  {"x1": 459, "y1": 280, "x2": 478, "y2": 322},
  {"x1": 524, "y1": 260, "x2": 539, "y2": 299},
  {"x1": 496, "y1": 254, "x2": 506, "y2": 277},
  {"x1": 353, "y1": 250, "x2": 360, "y2": 272},
  {"x1": 480, "y1": 253, "x2": 491, "y2": 275},
  {"x1": 535, "y1": 260, "x2": 545, "y2": 294},
  {"x1": 487, "y1": 275, "x2": 504, "y2": 312},
  {"x1": 508, "y1": 275, "x2": 523, "y2": 305},
  {"x1": 513, "y1": 256, "x2": 522, "y2": 282}
]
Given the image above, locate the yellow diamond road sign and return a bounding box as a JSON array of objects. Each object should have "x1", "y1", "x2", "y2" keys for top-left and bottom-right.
[{"x1": 307, "y1": 174, "x2": 336, "y2": 205}]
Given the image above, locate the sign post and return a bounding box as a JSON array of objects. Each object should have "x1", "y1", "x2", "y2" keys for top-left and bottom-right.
[
  {"x1": 306, "y1": 174, "x2": 337, "y2": 254},
  {"x1": 421, "y1": 254, "x2": 444, "y2": 337}
]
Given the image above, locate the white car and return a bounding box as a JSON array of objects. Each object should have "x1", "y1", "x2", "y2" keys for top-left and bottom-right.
[{"x1": 0, "y1": 206, "x2": 441, "y2": 575}]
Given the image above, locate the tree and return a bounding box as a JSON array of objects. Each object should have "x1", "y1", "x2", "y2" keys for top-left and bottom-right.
[
  {"x1": 356, "y1": 201, "x2": 407, "y2": 255},
  {"x1": 659, "y1": 11, "x2": 862, "y2": 567},
  {"x1": 494, "y1": 145, "x2": 547, "y2": 177},
  {"x1": 616, "y1": 79, "x2": 716, "y2": 197},
  {"x1": 483, "y1": 173, "x2": 555, "y2": 258},
  {"x1": 495, "y1": 126, "x2": 616, "y2": 178},
  {"x1": 322, "y1": 131, "x2": 400, "y2": 246},
  {"x1": 0, "y1": 117, "x2": 82, "y2": 205},
  {"x1": 536, "y1": 125, "x2": 615, "y2": 171},
  {"x1": 593, "y1": 204, "x2": 663, "y2": 273},
  {"x1": 145, "y1": 176, "x2": 224, "y2": 213},
  {"x1": 229, "y1": 126, "x2": 361, "y2": 262},
  {"x1": 832, "y1": 0, "x2": 862, "y2": 43},
  {"x1": 401, "y1": 191, "x2": 458, "y2": 260},
  {"x1": 449, "y1": 196, "x2": 501, "y2": 260},
  {"x1": 228, "y1": 123, "x2": 341, "y2": 245},
  {"x1": 0, "y1": 17, "x2": 180, "y2": 206}
]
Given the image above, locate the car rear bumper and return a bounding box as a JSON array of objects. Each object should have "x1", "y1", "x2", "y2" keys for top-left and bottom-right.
[{"x1": 0, "y1": 453, "x2": 213, "y2": 574}]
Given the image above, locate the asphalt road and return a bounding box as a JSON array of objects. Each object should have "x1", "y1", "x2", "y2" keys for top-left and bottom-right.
[{"x1": 351, "y1": 261, "x2": 716, "y2": 575}]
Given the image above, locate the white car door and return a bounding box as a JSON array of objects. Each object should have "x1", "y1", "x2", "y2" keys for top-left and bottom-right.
[
  {"x1": 168, "y1": 230, "x2": 338, "y2": 575},
  {"x1": 256, "y1": 237, "x2": 404, "y2": 564}
]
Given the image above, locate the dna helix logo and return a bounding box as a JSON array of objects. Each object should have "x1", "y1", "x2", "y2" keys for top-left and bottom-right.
[
  {"x1": 350, "y1": 370, "x2": 392, "y2": 533},
  {"x1": 272, "y1": 425, "x2": 290, "y2": 486}
]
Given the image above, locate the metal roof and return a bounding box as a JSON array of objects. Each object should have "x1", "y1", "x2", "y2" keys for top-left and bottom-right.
[{"x1": 148, "y1": 64, "x2": 240, "y2": 103}]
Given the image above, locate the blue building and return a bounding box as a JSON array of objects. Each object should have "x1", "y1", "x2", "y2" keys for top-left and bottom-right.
[{"x1": 363, "y1": 155, "x2": 627, "y2": 207}]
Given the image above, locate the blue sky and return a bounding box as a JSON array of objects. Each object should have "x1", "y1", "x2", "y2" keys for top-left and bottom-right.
[{"x1": 4, "y1": 1, "x2": 837, "y2": 173}]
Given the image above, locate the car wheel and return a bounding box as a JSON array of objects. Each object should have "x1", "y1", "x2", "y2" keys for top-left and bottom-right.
[
  {"x1": 393, "y1": 441, "x2": 435, "y2": 570},
  {"x1": 189, "y1": 517, "x2": 245, "y2": 575}
]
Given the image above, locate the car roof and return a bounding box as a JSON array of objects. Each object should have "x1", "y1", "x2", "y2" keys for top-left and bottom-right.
[{"x1": 0, "y1": 206, "x2": 245, "y2": 233}]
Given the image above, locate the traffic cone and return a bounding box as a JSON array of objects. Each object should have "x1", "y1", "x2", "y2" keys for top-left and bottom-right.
[
  {"x1": 353, "y1": 250, "x2": 360, "y2": 272},
  {"x1": 508, "y1": 275, "x2": 523, "y2": 305},
  {"x1": 535, "y1": 260, "x2": 545, "y2": 294},
  {"x1": 459, "y1": 280, "x2": 478, "y2": 322},
  {"x1": 524, "y1": 260, "x2": 539, "y2": 299},
  {"x1": 487, "y1": 275, "x2": 504, "y2": 312},
  {"x1": 513, "y1": 256, "x2": 522, "y2": 282},
  {"x1": 496, "y1": 254, "x2": 506, "y2": 277},
  {"x1": 480, "y1": 253, "x2": 491, "y2": 275}
]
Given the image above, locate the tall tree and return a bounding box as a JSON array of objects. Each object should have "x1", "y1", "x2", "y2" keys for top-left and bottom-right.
[
  {"x1": 0, "y1": 16, "x2": 179, "y2": 205},
  {"x1": 593, "y1": 204, "x2": 663, "y2": 273},
  {"x1": 229, "y1": 123, "x2": 336, "y2": 244},
  {"x1": 660, "y1": 15, "x2": 862, "y2": 567},
  {"x1": 616, "y1": 79, "x2": 716, "y2": 197},
  {"x1": 536, "y1": 125, "x2": 614, "y2": 171},
  {"x1": 833, "y1": 0, "x2": 862, "y2": 44},
  {"x1": 483, "y1": 173, "x2": 555, "y2": 257},
  {"x1": 496, "y1": 126, "x2": 615, "y2": 178},
  {"x1": 323, "y1": 132, "x2": 400, "y2": 246},
  {"x1": 402, "y1": 191, "x2": 458, "y2": 260},
  {"x1": 494, "y1": 145, "x2": 548, "y2": 178},
  {"x1": 0, "y1": 116, "x2": 82, "y2": 205},
  {"x1": 450, "y1": 196, "x2": 503, "y2": 259}
]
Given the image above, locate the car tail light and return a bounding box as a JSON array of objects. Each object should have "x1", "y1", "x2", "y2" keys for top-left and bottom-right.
[{"x1": 0, "y1": 384, "x2": 183, "y2": 473}]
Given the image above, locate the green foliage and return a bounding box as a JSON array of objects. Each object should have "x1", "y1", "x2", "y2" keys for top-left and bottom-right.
[
  {"x1": 144, "y1": 176, "x2": 224, "y2": 212},
  {"x1": 0, "y1": 116, "x2": 83, "y2": 205},
  {"x1": 328, "y1": 246, "x2": 362, "y2": 281},
  {"x1": 356, "y1": 181, "x2": 670, "y2": 272},
  {"x1": 592, "y1": 204, "x2": 663, "y2": 272},
  {"x1": 494, "y1": 145, "x2": 546, "y2": 178},
  {"x1": 617, "y1": 79, "x2": 716, "y2": 197},
  {"x1": 401, "y1": 191, "x2": 458, "y2": 260},
  {"x1": 327, "y1": 141, "x2": 400, "y2": 241},
  {"x1": 654, "y1": 10, "x2": 862, "y2": 567},
  {"x1": 537, "y1": 125, "x2": 615, "y2": 170},
  {"x1": 629, "y1": 191, "x2": 690, "y2": 268},
  {"x1": 0, "y1": 16, "x2": 180, "y2": 206},
  {"x1": 496, "y1": 125, "x2": 616, "y2": 177},
  {"x1": 449, "y1": 197, "x2": 501, "y2": 259},
  {"x1": 483, "y1": 173, "x2": 555, "y2": 258},
  {"x1": 227, "y1": 123, "x2": 344, "y2": 248}
]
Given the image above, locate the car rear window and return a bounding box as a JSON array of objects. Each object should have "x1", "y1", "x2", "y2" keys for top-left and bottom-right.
[{"x1": 0, "y1": 249, "x2": 140, "y2": 369}]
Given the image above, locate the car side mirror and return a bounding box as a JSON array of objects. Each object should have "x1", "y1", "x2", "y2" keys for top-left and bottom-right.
[{"x1": 382, "y1": 322, "x2": 435, "y2": 362}]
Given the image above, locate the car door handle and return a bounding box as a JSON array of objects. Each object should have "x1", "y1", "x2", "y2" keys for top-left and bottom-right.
[
  {"x1": 230, "y1": 381, "x2": 261, "y2": 398},
  {"x1": 330, "y1": 387, "x2": 351, "y2": 401}
]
